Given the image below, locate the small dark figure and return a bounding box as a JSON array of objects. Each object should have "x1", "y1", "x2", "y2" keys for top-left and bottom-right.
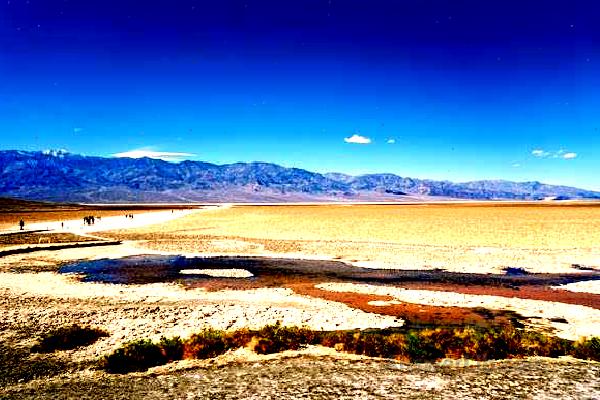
[
  {"x1": 19, "y1": 219, "x2": 25, "y2": 230},
  {"x1": 83, "y1": 216, "x2": 88, "y2": 225},
  {"x1": 61, "y1": 222, "x2": 64, "y2": 229},
  {"x1": 90, "y1": 215, "x2": 95, "y2": 225}
]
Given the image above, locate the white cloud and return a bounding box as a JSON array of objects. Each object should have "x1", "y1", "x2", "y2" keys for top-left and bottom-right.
[
  {"x1": 532, "y1": 148, "x2": 577, "y2": 160},
  {"x1": 73, "y1": 127, "x2": 83, "y2": 133},
  {"x1": 344, "y1": 134, "x2": 371, "y2": 144},
  {"x1": 112, "y1": 149, "x2": 195, "y2": 162},
  {"x1": 512, "y1": 163, "x2": 521, "y2": 168},
  {"x1": 386, "y1": 138, "x2": 396, "y2": 144},
  {"x1": 532, "y1": 149, "x2": 550, "y2": 158}
]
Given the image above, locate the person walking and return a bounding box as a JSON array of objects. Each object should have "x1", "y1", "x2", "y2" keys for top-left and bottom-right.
[{"x1": 19, "y1": 219, "x2": 25, "y2": 230}]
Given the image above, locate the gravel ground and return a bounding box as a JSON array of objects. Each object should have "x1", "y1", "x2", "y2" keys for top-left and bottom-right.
[{"x1": 1, "y1": 356, "x2": 598, "y2": 399}]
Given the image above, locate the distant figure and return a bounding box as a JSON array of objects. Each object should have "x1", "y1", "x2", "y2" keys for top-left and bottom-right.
[
  {"x1": 19, "y1": 219, "x2": 25, "y2": 230},
  {"x1": 90, "y1": 215, "x2": 95, "y2": 225},
  {"x1": 61, "y1": 222, "x2": 64, "y2": 229}
]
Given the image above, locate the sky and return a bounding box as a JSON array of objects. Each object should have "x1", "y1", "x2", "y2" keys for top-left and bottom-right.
[{"x1": 1, "y1": 0, "x2": 599, "y2": 190}]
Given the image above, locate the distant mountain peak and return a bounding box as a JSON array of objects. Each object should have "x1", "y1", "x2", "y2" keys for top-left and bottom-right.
[
  {"x1": 0, "y1": 150, "x2": 598, "y2": 203},
  {"x1": 41, "y1": 149, "x2": 70, "y2": 157}
]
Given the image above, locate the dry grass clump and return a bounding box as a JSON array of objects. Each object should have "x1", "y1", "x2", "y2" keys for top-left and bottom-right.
[
  {"x1": 31, "y1": 325, "x2": 109, "y2": 353},
  {"x1": 103, "y1": 339, "x2": 166, "y2": 373},
  {"x1": 102, "y1": 323, "x2": 600, "y2": 373}
]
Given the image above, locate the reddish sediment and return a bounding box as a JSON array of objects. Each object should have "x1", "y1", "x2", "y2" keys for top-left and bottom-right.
[{"x1": 288, "y1": 283, "x2": 518, "y2": 328}]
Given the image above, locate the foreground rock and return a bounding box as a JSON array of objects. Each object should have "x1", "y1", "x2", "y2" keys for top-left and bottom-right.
[{"x1": 1, "y1": 356, "x2": 598, "y2": 399}]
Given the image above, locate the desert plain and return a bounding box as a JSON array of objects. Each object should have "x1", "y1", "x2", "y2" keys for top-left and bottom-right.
[{"x1": 1, "y1": 201, "x2": 599, "y2": 398}]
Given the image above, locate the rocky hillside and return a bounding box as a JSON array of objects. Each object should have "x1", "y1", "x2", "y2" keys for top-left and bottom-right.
[{"x1": 1, "y1": 150, "x2": 598, "y2": 202}]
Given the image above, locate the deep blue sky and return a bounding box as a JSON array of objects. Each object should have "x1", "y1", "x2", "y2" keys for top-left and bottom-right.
[{"x1": 1, "y1": 1, "x2": 599, "y2": 189}]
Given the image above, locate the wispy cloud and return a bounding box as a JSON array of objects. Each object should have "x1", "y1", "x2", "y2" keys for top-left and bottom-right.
[
  {"x1": 73, "y1": 127, "x2": 83, "y2": 133},
  {"x1": 112, "y1": 149, "x2": 195, "y2": 162},
  {"x1": 344, "y1": 134, "x2": 371, "y2": 144},
  {"x1": 386, "y1": 138, "x2": 396, "y2": 144},
  {"x1": 531, "y1": 148, "x2": 577, "y2": 160},
  {"x1": 512, "y1": 163, "x2": 521, "y2": 168},
  {"x1": 532, "y1": 149, "x2": 550, "y2": 158}
]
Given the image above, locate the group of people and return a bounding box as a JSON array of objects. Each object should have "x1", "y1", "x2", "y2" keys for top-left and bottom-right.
[
  {"x1": 125, "y1": 213, "x2": 134, "y2": 219},
  {"x1": 83, "y1": 215, "x2": 100, "y2": 226}
]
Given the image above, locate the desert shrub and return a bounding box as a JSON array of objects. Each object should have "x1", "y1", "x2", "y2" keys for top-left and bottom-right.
[
  {"x1": 224, "y1": 328, "x2": 254, "y2": 349},
  {"x1": 404, "y1": 330, "x2": 445, "y2": 362},
  {"x1": 104, "y1": 339, "x2": 165, "y2": 373},
  {"x1": 32, "y1": 325, "x2": 109, "y2": 353},
  {"x1": 252, "y1": 323, "x2": 317, "y2": 354},
  {"x1": 361, "y1": 332, "x2": 402, "y2": 358},
  {"x1": 519, "y1": 331, "x2": 572, "y2": 358},
  {"x1": 183, "y1": 329, "x2": 229, "y2": 359},
  {"x1": 159, "y1": 336, "x2": 184, "y2": 362},
  {"x1": 319, "y1": 330, "x2": 353, "y2": 349},
  {"x1": 102, "y1": 325, "x2": 597, "y2": 374},
  {"x1": 571, "y1": 337, "x2": 600, "y2": 361},
  {"x1": 479, "y1": 326, "x2": 522, "y2": 360}
]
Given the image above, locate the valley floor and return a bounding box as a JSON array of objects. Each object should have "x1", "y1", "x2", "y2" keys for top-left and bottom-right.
[{"x1": 0, "y1": 203, "x2": 599, "y2": 398}]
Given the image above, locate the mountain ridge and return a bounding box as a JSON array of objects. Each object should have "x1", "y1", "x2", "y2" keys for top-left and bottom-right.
[{"x1": 1, "y1": 150, "x2": 599, "y2": 203}]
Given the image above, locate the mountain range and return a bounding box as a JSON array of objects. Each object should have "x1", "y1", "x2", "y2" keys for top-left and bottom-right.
[{"x1": 1, "y1": 150, "x2": 599, "y2": 203}]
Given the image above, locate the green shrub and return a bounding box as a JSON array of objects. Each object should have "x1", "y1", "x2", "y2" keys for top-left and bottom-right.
[
  {"x1": 571, "y1": 337, "x2": 600, "y2": 361},
  {"x1": 159, "y1": 336, "x2": 184, "y2": 362},
  {"x1": 183, "y1": 329, "x2": 229, "y2": 359},
  {"x1": 404, "y1": 330, "x2": 444, "y2": 362},
  {"x1": 253, "y1": 323, "x2": 316, "y2": 354},
  {"x1": 102, "y1": 325, "x2": 598, "y2": 374},
  {"x1": 519, "y1": 331, "x2": 572, "y2": 358},
  {"x1": 104, "y1": 339, "x2": 165, "y2": 373},
  {"x1": 32, "y1": 325, "x2": 109, "y2": 353},
  {"x1": 224, "y1": 328, "x2": 254, "y2": 349}
]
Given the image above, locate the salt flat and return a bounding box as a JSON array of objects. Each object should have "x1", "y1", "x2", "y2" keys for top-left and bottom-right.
[{"x1": 106, "y1": 203, "x2": 600, "y2": 274}]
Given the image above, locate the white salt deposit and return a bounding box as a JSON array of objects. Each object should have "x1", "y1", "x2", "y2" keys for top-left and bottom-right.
[{"x1": 179, "y1": 268, "x2": 253, "y2": 278}]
